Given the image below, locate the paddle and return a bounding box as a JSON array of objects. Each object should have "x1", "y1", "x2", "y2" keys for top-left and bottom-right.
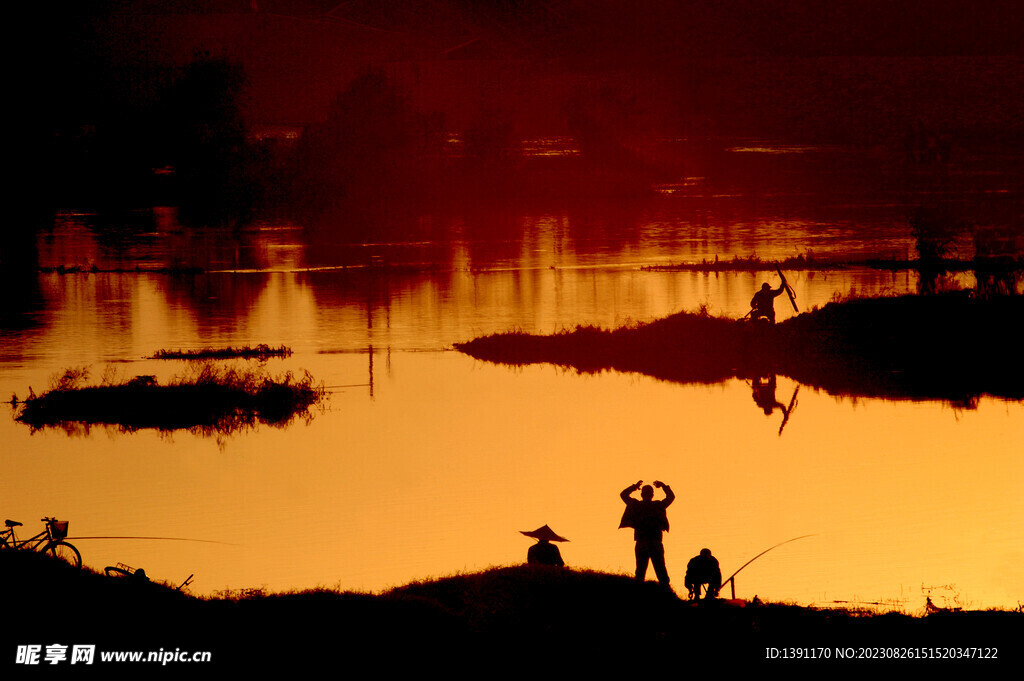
[{"x1": 775, "y1": 265, "x2": 799, "y2": 313}]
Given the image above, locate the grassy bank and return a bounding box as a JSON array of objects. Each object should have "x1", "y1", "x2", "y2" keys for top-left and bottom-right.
[
  {"x1": 455, "y1": 293, "x2": 1024, "y2": 403},
  {"x1": 14, "y1": 364, "x2": 324, "y2": 433},
  {"x1": 3, "y1": 551, "x2": 1018, "y2": 672}
]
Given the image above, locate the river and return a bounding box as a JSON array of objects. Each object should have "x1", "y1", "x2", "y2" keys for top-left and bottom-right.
[{"x1": 2, "y1": 141, "x2": 1021, "y2": 611}]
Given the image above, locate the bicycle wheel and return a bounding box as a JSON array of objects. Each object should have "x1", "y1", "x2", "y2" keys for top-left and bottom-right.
[{"x1": 46, "y1": 542, "x2": 82, "y2": 569}]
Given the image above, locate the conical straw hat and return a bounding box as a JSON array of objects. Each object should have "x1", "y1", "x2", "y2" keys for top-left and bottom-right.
[{"x1": 519, "y1": 525, "x2": 569, "y2": 542}]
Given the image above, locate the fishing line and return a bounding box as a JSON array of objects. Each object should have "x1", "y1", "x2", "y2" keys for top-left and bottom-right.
[{"x1": 68, "y1": 536, "x2": 236, "y2": 545}]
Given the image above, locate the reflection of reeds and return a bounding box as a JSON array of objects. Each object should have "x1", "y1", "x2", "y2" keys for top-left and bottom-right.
[
  {"x1": 642, "y1": 252, "x2": 836, "y2": 272},
  {"x1": 150, "y1": 345, "x2": 293, "y2": 361},
  {"x1": 15, "y1": 363, "x2": 324, "y2": 433}
]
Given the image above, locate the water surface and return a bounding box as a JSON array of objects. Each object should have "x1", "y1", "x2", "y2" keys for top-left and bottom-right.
[{"x1": 3, "y1": 150, "x2": 1021, "y2": 611}]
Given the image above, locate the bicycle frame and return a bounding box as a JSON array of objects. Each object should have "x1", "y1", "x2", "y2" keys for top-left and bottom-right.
[
  {"x1": 1, "y1": 526, "x2": 52, "y2": 552},
  {"x1": 1, "y1": 517, "x2": 82, "y2": 568}
]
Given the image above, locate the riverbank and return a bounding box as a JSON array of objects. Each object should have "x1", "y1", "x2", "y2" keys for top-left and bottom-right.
[
  {"x1": 455, "y1": 293, "x2": 1024, "y2": 403},
  {"x1": 4, "y1": 551, "x2": 1018, "y2": 672}
]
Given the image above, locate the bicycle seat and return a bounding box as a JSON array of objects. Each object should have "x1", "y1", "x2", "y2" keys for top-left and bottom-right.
[{"x1": 5, "y1": 520, "x2": 22, "y2": 527}]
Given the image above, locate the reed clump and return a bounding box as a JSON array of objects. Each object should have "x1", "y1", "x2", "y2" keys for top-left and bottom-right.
[
  {"x1": 149, "y1": 344, "x2": 293, "y2": 361},
  {"x1": 642, "y1": 252, "x2": 838, "y2": 272},
  {"x1": 14, "y1": 363, "x2": 325, "y2": 433}
]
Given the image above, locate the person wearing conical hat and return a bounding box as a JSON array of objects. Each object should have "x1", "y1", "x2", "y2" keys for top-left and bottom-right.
[{"x1": 521, "y1": 525, "x2": 567, "y2": 567}]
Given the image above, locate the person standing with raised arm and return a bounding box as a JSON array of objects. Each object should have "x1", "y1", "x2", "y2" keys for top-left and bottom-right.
[{"x1": 619, "y1": 480, "x2": 675, "y2": 587}]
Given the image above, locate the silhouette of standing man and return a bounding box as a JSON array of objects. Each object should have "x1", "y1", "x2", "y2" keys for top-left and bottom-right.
[{"x1": 619, "y1": 480, "x2": 675, "y2": 586}]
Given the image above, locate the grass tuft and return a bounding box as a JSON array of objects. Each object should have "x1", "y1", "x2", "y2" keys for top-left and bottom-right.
[{"x1": 149, "y1": 345, "x2": 293, "y2": 361}]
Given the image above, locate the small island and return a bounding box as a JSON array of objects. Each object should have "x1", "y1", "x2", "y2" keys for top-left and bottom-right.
[
  {"x1": 455, "y1": 292, "x2": 1024, "y2": 404},
  {"x1": 13, "y1": 364, "x2": 324, "y2": 433}
]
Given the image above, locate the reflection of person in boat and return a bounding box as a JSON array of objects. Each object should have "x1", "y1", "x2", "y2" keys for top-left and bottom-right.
[
  {"x1": 752, "y1": 375, "x2": 787, "y2": 415},
  {"x1": 752, "y1": 375, "x2": 799, "y2": 436},
  {"x1": 619, "y1": 480, "x2": 675, "y2": 587},
  {"x1": 750, "y1": 281, "x2": 785, "y2": 323},
  {"x1": 684, "y1": 548, "x2": 722, "y2": 600},
  {"x1": 521, "y1": 525, "x2": 567, "y2": 567}
]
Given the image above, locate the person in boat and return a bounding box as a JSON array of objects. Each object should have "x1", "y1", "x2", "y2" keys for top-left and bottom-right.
[
  {"x1": 684, "y1": 548, "x2": 722, "y2": 600},
  {"x1": 521, "y1": 525, "x2": 567, "y2": 566},
  {"x1": 619, "y1": 480, "x2": 675, "y2": 587},
  {"x1": 750, "y1": 281, "x2": 786, "y2": 323}
]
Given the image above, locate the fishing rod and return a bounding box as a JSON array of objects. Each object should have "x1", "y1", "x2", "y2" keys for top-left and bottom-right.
[
  {"x1": 777, "y1": 386, "x2": 800, "y2": 436},
  {"x1": 720, "y1": 534, "x2": 815, "y2": 600}
]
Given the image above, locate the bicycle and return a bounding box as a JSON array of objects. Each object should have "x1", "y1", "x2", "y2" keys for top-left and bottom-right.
[{"x1": 0, "y1": 517, "x2": 82, "y2": 568}]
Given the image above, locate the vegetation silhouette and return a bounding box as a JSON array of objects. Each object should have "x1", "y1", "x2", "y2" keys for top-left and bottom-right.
[
  {"x1": 643, "y1": 252, "x2": 841, "y2": 272},
  {"x1": 5, "y1": 551, "x2": 1019, "y2": 672},
  {"x1": 14, "y1": 364, "x2": 325, "y2": 434},
  {"x1": 455, "y1": 292, "x2": 1024, "y2": 404},
  {"x1": 149, "y1": 345, "x2": 293, "y2": 361}
]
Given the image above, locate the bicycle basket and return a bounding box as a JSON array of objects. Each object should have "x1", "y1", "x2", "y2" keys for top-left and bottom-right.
[{"x1": 50, "y1": 521, "x2": 69, "y2": 540}]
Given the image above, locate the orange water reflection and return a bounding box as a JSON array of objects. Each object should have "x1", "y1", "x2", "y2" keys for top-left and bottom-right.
[
  {"x1": 4, "y1": 352, "x2": 1021, "y2": 610},
  {"x1": 3, "y1": 266, "x2": 1020, "y2": 611}
]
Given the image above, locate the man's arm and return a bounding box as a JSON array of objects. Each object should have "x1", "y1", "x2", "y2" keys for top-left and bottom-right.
[
  {"x1": 655, "y1": 480, "x2": 675, "y2": 506},
  {"x1": 621, "y1": 480, "x2": 642, "y2": 503}
]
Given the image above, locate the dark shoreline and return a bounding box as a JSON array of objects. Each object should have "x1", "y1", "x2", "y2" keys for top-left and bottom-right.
[
  {"x1": 4, "y1": 552, "x2": 1019, "y2": 672},
  {"x1": 455, "y1": 293, "x2": 1024, "y2": 404},
  {"x1": 642, "y1": 255, "x2": 1024, "y2": 273}
]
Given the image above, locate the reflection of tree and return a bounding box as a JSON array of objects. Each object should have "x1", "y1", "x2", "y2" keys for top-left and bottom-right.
[
  {"x1": 973, "y1": 225, "x2": 1024, "y2": 299},
  {"x1": 463, "y1": 106, "x2": 518, "y2": 168},
  {"x1": 0, "y1": 226, "x2": 44, "y2": 330},
  {"x1": 155, "y1": 273, "x2": 270, "y2": 335},
  {"x1": 909, "y1": 203, "x2": 963, "y2": 295},
  {"x1": 158, "y1": 54, "x2": 255, "y2": 224},
  {"x1": 293, "y1": 70, "x2": 444, "y2": 213},
  {"x1": 566, "y1": 85, "x2": 640, "y2": 169}
]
